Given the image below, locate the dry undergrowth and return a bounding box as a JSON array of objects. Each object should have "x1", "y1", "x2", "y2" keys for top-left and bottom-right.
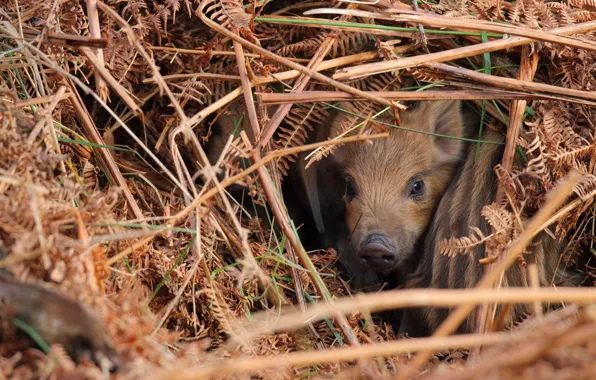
[{"x1": 0, "y1": 0, "x2": 596, "y2": 379}]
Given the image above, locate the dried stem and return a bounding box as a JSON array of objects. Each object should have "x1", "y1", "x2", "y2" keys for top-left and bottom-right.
[
  {"x1": 147, "y1": 46, "x2": 311, "y2": 62},
  {"x1": 427, "y1": 62, "x2": 595, "y2": 101},
  {"x1": 256, "y1": 90, "x2": 583, "y2": 104},
  {"x1": 80, "y1": 47, "x2": 144, "y2": 121},
  {"x1": 234, "y1": 287, "x2": 596, "y2": 343},
  {"x1": 154, "y1": 331, "x2": 514, "y2": 380},
  {"x1": 478, "y1": 46, "x2": 539, "y2": 335},
  {"x1": 231, "y1": 28, "x2": 360, "y2": 344},
  {"x1": 68, "y1": 92, "x2": 145, "y2": 221},
  {"x1": 184, "y1": 51, "x2": 379, "y2": 128},
  {"x1": 85, "y1": 0, "x2": 108, "y2": 100},
  {"x1": 334, "y1": 20, "x2": 596, "y2": 79},
  {"x1": 307, "y1": 8, "x2": 596, "y2": 52}
]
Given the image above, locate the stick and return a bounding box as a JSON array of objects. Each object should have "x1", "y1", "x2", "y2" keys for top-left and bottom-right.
[
  {"x1": 333, "y1": 20, "x2": 596, "y2": 79},
  {"x1": 152, "y1": 331, "x2": 514, "y2": 379},
  {"x1": 428, "y1": 62, "x2": 596, "y2": 101},
  {"x1": 256, "y1": 90, "x2": 590, "y2": 105},
  {"x1": 304, "y1": 9, "x2": 596, "y2": 52}
]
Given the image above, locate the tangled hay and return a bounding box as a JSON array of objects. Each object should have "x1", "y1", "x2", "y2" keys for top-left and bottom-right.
[{"x1": 0, "y1": 0, "x2": 595, "y2": 378}]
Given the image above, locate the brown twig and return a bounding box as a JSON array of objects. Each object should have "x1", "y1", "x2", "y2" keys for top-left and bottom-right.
[
  {"x1": 85, "y1": 0, "x2": 108, "y2": 101},
  {"x1": 427, "y1": 62, "x2": 596, "y2": 101},
  {"x1": 18, "y1": 30, "x2": 110, "y2": 48},
  {"x1": 68, "y1": 92, "x2": 145, "y2": 221},
  {"x1": 142, "y1": 72, "x2": 242, "y2": 83},
  {"x1": 12, "y1": 92, "x2": 72, "y2": 108},
  {"x1": 184, "y1": 51, "x2": 379, "y2": 128},
  {"x1": 147, "y1": 45, "x2": 311, "y2": 62},
  {"x1": 477, "y1": 45, "x2": 539, "y2": 336},
  {"x1": 256, "y1": 90, "x2": 589, "y2": 105},
  {"x1": 333, "y1": 20, "x2": 596, "y2": 79},
  {"x1": 231, "y1": 28, "x2": 360, "y2": 344},
  {"x1": 307, "y1": 8, "x2": 596, "y2": 52},
  {"x1": 153, "y1": 331, "x2": 514, "y2": 380},
  {"x1": 233, "y1": 288, "x2": 596, "y2": 344},
  {"x1": 257, "y1": 15, "x2": 458, "y2": 39},
  {"x1": 226, "y1": 30, "x2": 293, "y2": 308}
]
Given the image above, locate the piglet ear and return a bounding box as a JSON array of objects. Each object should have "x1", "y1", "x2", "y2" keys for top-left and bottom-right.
[
  {"x1": 329, "y1": 144, "x2": 346, "y2": 166},
  {"x1": 428, "y1": 101, "x2": 465, "y2": 165},
  {"x1": 325, "y1": 102, "x2": 354, "y2": 167}
]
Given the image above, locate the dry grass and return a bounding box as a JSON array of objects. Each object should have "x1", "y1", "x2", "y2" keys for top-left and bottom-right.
[{"x1": 0, "y1": 0, "x2": 595, "y2": 379}]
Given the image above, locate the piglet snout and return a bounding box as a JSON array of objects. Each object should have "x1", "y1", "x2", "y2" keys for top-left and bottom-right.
[{"x1": 358, "y1": 233, "x2": 398, "y2": 272}]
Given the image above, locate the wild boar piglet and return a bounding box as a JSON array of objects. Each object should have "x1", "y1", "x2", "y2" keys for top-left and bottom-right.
[{"x1": 341, "y1": 101, "x2": 466, "y2": 278}]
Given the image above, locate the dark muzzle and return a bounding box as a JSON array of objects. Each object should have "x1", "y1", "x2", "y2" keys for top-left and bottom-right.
[{"x1": 357, "y1": 233, "x2": 398, "y2": 272}]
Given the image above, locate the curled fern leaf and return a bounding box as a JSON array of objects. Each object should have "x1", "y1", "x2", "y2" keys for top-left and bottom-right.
[{"x1": 204, "y1": 0, "x2": 251, "y2": 31}]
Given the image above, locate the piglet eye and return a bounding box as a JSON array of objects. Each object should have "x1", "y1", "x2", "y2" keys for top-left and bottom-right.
[
  {"x1": 410, "y1": 180, "x2": 425, "y2": 198},
  {"x1": 344, "y1": 175, "x2": 358, "y2": 203}
]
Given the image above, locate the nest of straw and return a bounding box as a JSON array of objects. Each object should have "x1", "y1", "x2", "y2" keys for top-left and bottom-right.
[{"x1": 0, "y1": 0, "x2": 595, "y2": 378}]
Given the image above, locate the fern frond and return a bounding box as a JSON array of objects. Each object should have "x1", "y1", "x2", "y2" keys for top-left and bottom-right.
[
  {"x1": 329, "y1": 31, "x2": 375, "y2": 59},
  {"x1": 481, "y1": 203, "x2": 515, "y2": 232},
  {"x1": 305, "y1": 109, "x2": 360, "y2": 169},
  {"x1": 547, "y1": 144, "x2": 596, "y2": 170},
  {"x1": 204, "y1": 0, "x2": 252, "y2": 31},
  {"x1": 49, "y1": 344, "x2": 75, "y2": 371},
  {"x1": 534, "y1": 2, "x2": 559, "y2": 28},
  {"x1": 570, "y1": 0, "x2": 596, "y2": 9},
  {"x1": 274, "y1": 103, "x2": 329, "y2": 176},
  {"x1": 438, "y1": 226, "x2": 486, "y2": 258},
  {"x1": 348, "y1": 72, "x2": 401, "y2": 92},
  {"x1": 520, "y1": 133, "x2": 550, "y2": 183},
  {"x1": 495, "y1": 164, "x2": 526, "y2": 202},
  {"x1": 275, "y1": 36, "x2": 323, "y2": 57},
  {"x1": 572, "y1": 174, "x2": 596, "y2": 201}
]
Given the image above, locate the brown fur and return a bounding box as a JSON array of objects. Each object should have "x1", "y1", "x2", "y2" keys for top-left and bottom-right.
[
  {"x1": 342, "y1": 101, "x2": 465, "y2": 276},
  {"x1": 401, "y1": 129, "x2": 579, "y2": 336}
]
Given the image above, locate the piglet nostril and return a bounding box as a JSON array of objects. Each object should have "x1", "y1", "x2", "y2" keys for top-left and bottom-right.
[{"x1": 357, "y1": 235, "x2": 398, "y2": 272}]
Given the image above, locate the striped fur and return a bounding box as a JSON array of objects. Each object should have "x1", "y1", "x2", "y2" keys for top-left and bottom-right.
[{"x1": 400, "y1": 127, "x2": 580, "y2": 336}]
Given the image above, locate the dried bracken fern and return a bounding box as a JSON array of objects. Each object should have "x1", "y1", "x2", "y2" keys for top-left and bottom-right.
[
  {"x1": 1, "y1": 0, "x2": 596, "y2": 378},
  {"x1": 203, "y1": 0, "x2": 252, "y2": 31},
  {"x1": 274, "y1": 102, "x2": 330, "y2": 175},
  {"x1": 438, "y1": 226, "x2": 487, "y2": 258}
]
